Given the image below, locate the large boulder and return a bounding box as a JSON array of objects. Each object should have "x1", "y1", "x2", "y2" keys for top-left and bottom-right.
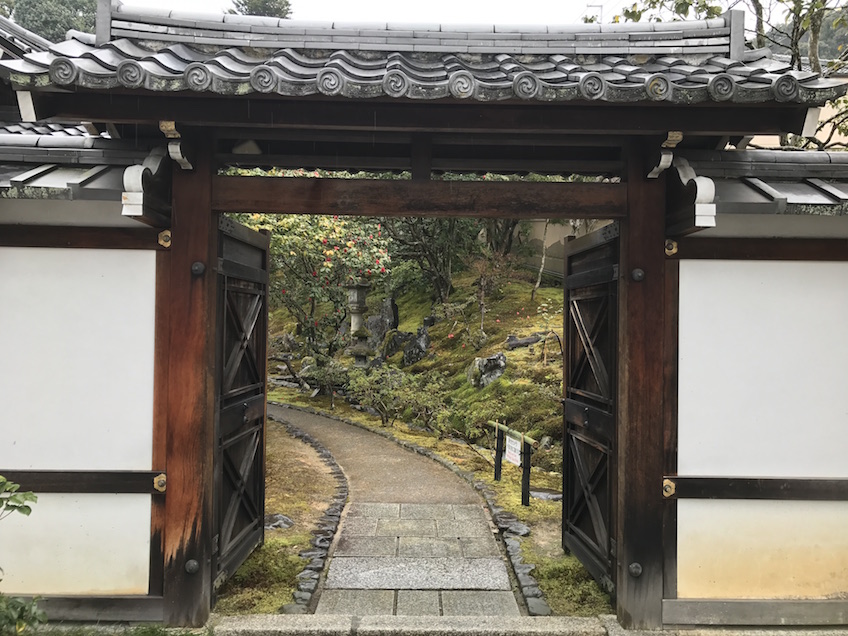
[
  {"x1": 382, "y1": 329, "x2": 414, "y2": 358},
  {"x1": 467, "y1": 352, "x2": 507, "y2": 388},
  {"x1": 367, "y1": 297, "x2": 399, "y2": 351},
  {"x1": 403, "y1": 326, "x2": 431, "y2": 366}
]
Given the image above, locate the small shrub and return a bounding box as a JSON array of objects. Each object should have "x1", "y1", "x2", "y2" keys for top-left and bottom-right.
[
  {"x1": 0, "y1": 476, "x2": 45, "y2": 635},
  {"x1": 347, "y1": 366, "x2": 410, "y2": 426}
]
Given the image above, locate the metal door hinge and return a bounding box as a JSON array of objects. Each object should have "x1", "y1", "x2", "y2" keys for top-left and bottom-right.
[
  {"x1": 153, "y1": 473, "x2": 167, "y2": 493},
  {"x1": 662, "y1": 478, "x2": 676, "y2": 498}
]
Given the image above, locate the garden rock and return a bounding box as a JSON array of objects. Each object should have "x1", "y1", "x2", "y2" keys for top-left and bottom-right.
[
  {"x1": 382, "y1": 329, "x2": 414, "y2": 358},
  {"x1": 402, "y1": 326, "x2": 430, "y2": 366},
  {"x1": 264, "y1": 513, "x2": 294, "y2": 530},
  {"x1": 466, "y1": 352, "x2": 507, "y2": 388}
]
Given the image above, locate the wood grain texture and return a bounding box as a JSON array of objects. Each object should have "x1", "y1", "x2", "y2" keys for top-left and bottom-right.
[
  {"x1": 0, "y1": 225, "x2": 164, "y2": 249},
  {"x1": 667, "y1": 477, "x2": 848, "y2": 500},
  {"x1": 662, "y1": 260, "x2": 680, "y2": 601},
  {"x1": 211, "y1": 176, "x2": 627, "y2": 219},
  {"x1": 1, "y1": 471, "x2": 164, "y2": 494},
  {"x1": 35, "y1": 596, "x2": 164, "y2": 623},
  {"x1": 162, "y1": 138, "x2": 217, "y2": 627},
  {"x1": 39, "y1": 92, "x2": 810, "y2": 136},
  {"x1": 150, "y1": 251, "x2": 170, "y2": 596},
  {"x1": 616, "y1": 144, "x2": 666, "y2": 629}
]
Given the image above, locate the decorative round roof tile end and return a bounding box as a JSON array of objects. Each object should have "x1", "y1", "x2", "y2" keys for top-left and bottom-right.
[
  {"x1": 579, "y1": 72, "x2": 606, "y2": 101},
  {"x1": 707, "y1": 73, "x2": 735, "y2": 101},
  {"x1": 317, "y1": 67, "x2": 344, "y2": 96},
  {"x1": 448, "y1": 70, "x2": 476, "y2": 99},
  {"x1": 772, "y1": 73, "x2": 800, "y2": 102},
  {"x1": 646, "y1": 73, "x2": 671, "y2": 102},
  {"x1": 49, "y1": 57, "x2": 78, "y2": 86},
  {"x1": 513, "y1": 71, "x2": 541, "y2": 100},
  {"x1": 382, "y1": 69, "x2": 410, "y2": 98},
  {"x1": 116, "y1": 60, "x2": 145, "y2": 89},
  {"x1": 249, "y1": 65, "x2": 278, "y2": 94},
  {"x1": 185, "y1": 62, "x2": 212, "y2": 92}
]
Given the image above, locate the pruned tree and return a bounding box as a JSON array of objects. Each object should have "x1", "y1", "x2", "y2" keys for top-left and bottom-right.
[
  {"x1": 13, "y1": 0, "x2": 94, "y2": 41},
  {"x1": 229, "y1": 0, "x2": 290, "y2": 18}
]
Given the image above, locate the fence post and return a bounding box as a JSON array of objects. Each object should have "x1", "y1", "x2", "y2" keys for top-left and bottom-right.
[
  {"x1": 494, "y1": 427, "x2": 504, "y2": 481},
  {"x1": 521, "y1": 437, "x2": 532, "y2": 506}
]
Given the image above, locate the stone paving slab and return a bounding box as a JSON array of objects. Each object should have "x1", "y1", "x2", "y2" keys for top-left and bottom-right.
[
  {"x1": 451, "y1": 505, "x2": 489, "y2": 522},
  {"x1": 334, "y1": 536, "x2": 398, "y2": 557},
  {"x1": 315, "y1": 590, "x2": 395, "y2": 615},
  {"x1": 396, "y1": 590, "x2": 441, "y2": 616},
  {"x1": 376, "y1": 518, "x2": 438, "y2": 537},
  {"x1": 459, "y1": 537, "x2": 501, "y2": 558},
  {"x1": 325, "y1": 557, "x2": 512, "y2": 590},
  {"x1": 215, "y1": 614, "x2": 608, "y2": 636},
  {"x1": 441, "y1": 591, "x2": 522, "y2": 617},
  {"x1": 398, "y1": 536, "x2": 464, "y2": 558},
  {"x1": 348, "y1": 503, "x2": 401, "y2": 518},
  {"x1": 340, "y1": 517, "x2": 380, "y2": 536},
  {"x1": 400, "y1": 503, "x2": 456, "y2": 519},
  {"x1": 437, "y1": 520, "x2": 493, "y2": 538}
]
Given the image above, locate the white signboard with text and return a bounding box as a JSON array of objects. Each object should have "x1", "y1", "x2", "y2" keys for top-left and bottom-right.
[{"x1": 505, "y1": 435, "x2": 522, "y2": 466}]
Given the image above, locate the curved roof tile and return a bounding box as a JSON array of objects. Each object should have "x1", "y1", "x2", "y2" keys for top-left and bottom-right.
[{"x1": 0, "y1": 7, "x2": 845, "y2": 105}]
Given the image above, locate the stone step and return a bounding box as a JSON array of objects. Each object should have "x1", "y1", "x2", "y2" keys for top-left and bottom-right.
[{"x1": 213, "y1": 615, "x2": 606, "y2": 636}]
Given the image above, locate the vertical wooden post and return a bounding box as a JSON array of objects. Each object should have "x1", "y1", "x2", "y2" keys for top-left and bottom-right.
[
  {"x1": 521, "y1": 440, "x2": 532, "y2": 507},
  {"x1": 616, "y1": 142, "x2": 666, "y2": 629},
  {"x1": 162, "y1": 138, "x2": 217, "y2": 627},
  {"x1": 494, "y1": 428, "x2": 504, "y2": 481}
]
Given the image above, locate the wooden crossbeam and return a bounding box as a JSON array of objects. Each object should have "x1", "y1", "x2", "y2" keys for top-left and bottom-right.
[{"x1": 211, "y1": 176, "x2": 627, "y2": 219}]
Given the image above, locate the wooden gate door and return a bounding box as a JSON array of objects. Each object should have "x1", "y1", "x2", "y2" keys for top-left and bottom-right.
[
  {"x1": 563, "y1": 222, "x2": 619, "y2": 594},
  {"x1": 213, "y1": 216, "x2": 270, "y2": 593}
]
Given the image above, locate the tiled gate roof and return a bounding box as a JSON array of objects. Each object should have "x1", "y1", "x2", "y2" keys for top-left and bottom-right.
[{"x1": 0, "y1": 5, "x2": 845, "y2": 105}]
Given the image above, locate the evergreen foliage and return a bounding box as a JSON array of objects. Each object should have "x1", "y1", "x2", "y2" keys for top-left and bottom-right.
[
  {"x1": 229, "y1": 0, "x2": 291, "y2": 18},
  {"x1": 13, "y1": 0, "x2": 94, "y2": 42}
]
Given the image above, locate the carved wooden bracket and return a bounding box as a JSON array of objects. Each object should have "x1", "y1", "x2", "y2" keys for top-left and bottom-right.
[{"x1": 122, "y1": 146, "x2": 172, "y2": 227}]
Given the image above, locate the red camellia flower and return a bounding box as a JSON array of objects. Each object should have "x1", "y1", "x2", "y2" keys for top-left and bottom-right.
[
  {"x1": 322, "y1": 238, "x2": 327, "y2": 244},
  {"x1": 312, "y1": 271, "x2": 317, "y2": 277},
  {"x1": 281, "y1": 289, "x2": 286, "y2": 294},
  {"x1": 380, "y1": 267, "x2": 386, "y2": 273},
  {"x1": 448, "y1": 333, "x2": 455, "y2": 339}
]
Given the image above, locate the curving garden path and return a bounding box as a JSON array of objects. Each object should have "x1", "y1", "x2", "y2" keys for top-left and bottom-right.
[{"x1": 267, "y1": 405, "x2": 523, "y2": 617}]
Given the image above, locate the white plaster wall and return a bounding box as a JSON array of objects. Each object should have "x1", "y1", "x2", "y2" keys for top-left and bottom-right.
[
  {"x1": 0, "y1": 247, "x2": 156, "y2": 470},
  {"x1": 0, "y1": 494, "x2": 151, "y2": 595},
  {"x1": 678, "y1": 499, "x2": 848, "y2": 599},
  {"x1": 678, "y1": 260, "x2": 848, "y2": 478}
]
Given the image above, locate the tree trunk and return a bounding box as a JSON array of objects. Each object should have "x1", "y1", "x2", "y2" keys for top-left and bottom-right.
[
  {"x1": 531, "y1": 219, "x2": 550, "y2": 303},
  {"x1": 808, "y1": 7, "x2": 825, "y2": 74},
  {"x1": 750, "y1": 0, "x2": 766, "y2": 49}
]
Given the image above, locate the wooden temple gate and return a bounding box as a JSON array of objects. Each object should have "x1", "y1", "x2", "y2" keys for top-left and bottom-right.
[{"x1": 0, "y1": 2, "x2": 846, "y2": 629}]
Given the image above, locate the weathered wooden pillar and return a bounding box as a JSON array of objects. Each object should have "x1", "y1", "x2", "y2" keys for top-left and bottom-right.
[
  {"x1": 162, "y1": 138, "x2": 217, "y2": 626},
  {"x1": 616, "y1": 141, "x2": 666, "y2": 629}
]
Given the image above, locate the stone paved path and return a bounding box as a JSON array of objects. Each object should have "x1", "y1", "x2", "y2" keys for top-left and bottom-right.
[{"x1": 268, "y1": 405, "x2": 521, "y2": 617}]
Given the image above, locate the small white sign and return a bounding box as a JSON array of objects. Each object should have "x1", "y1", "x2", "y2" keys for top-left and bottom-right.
[{"x1": 505, "y1": 435, "x2": 521, "y2": 466}]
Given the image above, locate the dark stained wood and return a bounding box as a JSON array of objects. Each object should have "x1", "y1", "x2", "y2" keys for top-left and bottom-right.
[
  {"x1": 0, "y1": 225, "x2": 165, "y2": 249},
  {"x1": 212, "y1": 218, "x2": 269, "y2": 591},
  {"x1": 1, "y1": 471, "x2": 165, "y2": 494},
  {"x1": 37, "y1": 92, "x2": 811, "y2": 137},
  {"x1": 616, "y1": 144, "x2": 666, "y2": 629},
  {"x1": 673, "y1": 237, "x2": 848, "y2": 261},
  {"x1": 212, "y1": 176, "x2": 626, "y2": 219},
  {"x1": 162, "y1": 137, "x2": 217, "y2": 627},
  {"x1": 35, "y1": 596, "x2": 164, "y2": 623},
  {"x1": 667, "y1": 477, "x2": 848, "y2": 500},
  {"x1": 663, "y1": 599, "x2": 848, "y2": 626},
  {"x1": 562, "y1": 223, "x2": 618, "y2": 594},
  {"x1": 150, "y1": 251, "x2": 170, "y2": 597},
  {"x1": 662, "y1": 260, "x2": 680, "y2": 601}
]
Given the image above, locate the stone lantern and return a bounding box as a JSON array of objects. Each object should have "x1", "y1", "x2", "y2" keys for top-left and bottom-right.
[{"x1": 346, "y1": 279, "x2": 372, "y2": 367}]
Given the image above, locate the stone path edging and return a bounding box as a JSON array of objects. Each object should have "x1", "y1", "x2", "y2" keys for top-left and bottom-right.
[
  {"x1": 272, "y1": 419, "x2": 350, "y2": 614},
  {"x1": 268, "y1": 403, "x2": 552, "y2": 616}
]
